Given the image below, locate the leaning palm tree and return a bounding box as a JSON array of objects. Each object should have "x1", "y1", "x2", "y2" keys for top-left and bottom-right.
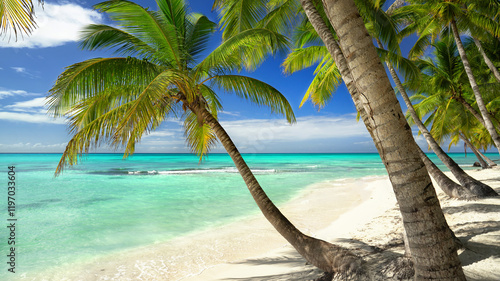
[
  {"x1": 362, "y1": 2, "x2": 483, "y2": 199},
  {"x1": 368, "y1": 4, "x2": 498, "y2": 198},
  {"x1": 401, "y1": 0, "x2": 500, "y2": 155},
  {"x1": 0, "y1": 0, "x2": 42, "y2": 38},
  {"x1": 309, "y1": 0, "x2": 466, "y2": 279},
  {"x1": 47, "y1": 0, "x2": 361, "y2": 275},
  {"x1": 216, "y1": 0, "x2": 466, "y2": 278},
  {"x1": 406, "y1": 39, "x2": 498, "y2": 197}
]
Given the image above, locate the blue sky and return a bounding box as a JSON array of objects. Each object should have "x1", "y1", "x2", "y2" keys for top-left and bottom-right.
[{"x1": 0, "y1": 0, "x2": 460, "y2": 154}]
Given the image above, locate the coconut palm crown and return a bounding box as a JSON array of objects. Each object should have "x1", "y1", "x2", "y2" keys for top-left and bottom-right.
[{"x1": 47, "y1": 0, "x2": 295, "y2": 174}]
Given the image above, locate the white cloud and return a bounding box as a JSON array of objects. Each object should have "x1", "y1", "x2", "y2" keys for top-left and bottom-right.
[
  {"x1": 0, "y1": 111, "x2": 65, "y2": 124},
  {"x1": 6, "y1": 97, "x2": 47, "y2": 111},
  {"x1": 11, "y1": 67, "x2": 26, "y2": 73},
  {"x1": 0, "y1": 142, "x2": 68, "y2": 153},
  {"x1": 0, "y1": 2, "x2": 103, "y2": 48},
  {"x1": 0, "y1": 89, "x2": 33, "y2": 99},
  {"x1": 220, "y1": 115, "x2": 369, "y2": 143},
  {"x1": 220, "y1": 111, "x2": 241, "y2": 117}
]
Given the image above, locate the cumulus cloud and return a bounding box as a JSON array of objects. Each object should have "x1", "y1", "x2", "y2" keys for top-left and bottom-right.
[{"x1": 0, "y1": 2, "x2": 103, "y2": 48}]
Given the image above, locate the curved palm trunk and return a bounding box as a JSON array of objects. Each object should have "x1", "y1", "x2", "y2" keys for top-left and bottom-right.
[
  {"x1": 187, "y1": 102, "x2": 363, "y2": 275},
  {"x1": 306, "y1": 0, "x2": 466, "y2": 279},
  {"x1": 375, "y1": 38, "x2": 482, "y2": 199},
  {"x1": 382, "y1": 43, "x2": 496, "y2": 197},
  {"x1": 473, "y1": 37, "x2": 500, "y2": 83},
  {"x1": 477, "y1": 149, "x2": 497, "y2": 167},
  {"x1": 451, "y1": 19, "x2": 500, "y2": 155},
  {"x1": 459, "y1": 133, "x2": 489, "y2": 169},
  {"x1": 416, "y1": 146, "x2": 476, "y2": 199},
  {"x1": 453, "y1": 94, "x2": 488, "y2": 125}
]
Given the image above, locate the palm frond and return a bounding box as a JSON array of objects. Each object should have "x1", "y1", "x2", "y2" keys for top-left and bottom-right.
[
  {"x1": 0, "y1": 0, "x2": 40, "y2": 38},
  {"x1": 199, "y1": 84, "x2": 223, "y2": 116},
  {"x1": 157, "y1": 0, "x2": 186, "y2": 33},
  {"x1": 209, "y1": 74, "x2": 295, "y2": 123},
  {"x1": 47, "y1": 57, "x2": 162, "y2": 117},
  {"x1": 356, "y1": 0, "x2": 401, "y2": 55},
  {"x1": 54, "y1": 100, "x2": 138, "y2": 175},
  {"x1": 198, "y1": 28, "x2": 289, "y2": 74},
  {"x1": 282, "y1": 45, "x2": 329, "y2": 74},
  {"x1": 185, "y1": 13, "x2": 216, "y2": 62},
  {"x1": 256, "y1": 0, "x2": 301, "y2": 36},
  {"x1": 79, "y1": 24, "x2": 159, "y2": 61},
  {"x1": 293, "y1": 18, "x2": 323, "y2": 47},
  {"x1": 116, "y1": 69, "x2": 185, "y2": 156},
  {"x1": 300, "y1": 58, "x2": 342, "y2": 108},
  {"x1": 95, "y1": 0, "x2": 182, "y2": 67},
  {"x1": 377, "y1": 47, "x2": 420, "y2": 81},
  {"x1": 214, "y1": 0, "x2": 268, "y2": 40},
  {"x1": 183, "y1": 111, "x2": 218, "y2": 159}
]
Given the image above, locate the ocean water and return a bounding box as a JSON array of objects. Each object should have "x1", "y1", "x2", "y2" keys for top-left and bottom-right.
[{"x1": 0, "y1": 152, "x2": 493, "y2": 278}]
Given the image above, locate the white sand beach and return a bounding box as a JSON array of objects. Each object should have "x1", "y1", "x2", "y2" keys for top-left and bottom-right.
[{"x1": 28, "y1": 169, "x2": 500, "y2": 281}]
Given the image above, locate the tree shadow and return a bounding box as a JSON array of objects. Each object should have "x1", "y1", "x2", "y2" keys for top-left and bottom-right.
[
  {"x1": 442, "y1": 203, "x2": 500, "y2": 215},
  {"x1": 453, "y1": 220, "x2": 500, "y2": 267},
  {"x1": 225, "y1": 249, "x2": 322, "y2": 280}
]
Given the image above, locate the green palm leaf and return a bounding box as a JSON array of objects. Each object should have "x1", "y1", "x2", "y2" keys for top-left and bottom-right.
[
  {"x1": 282, "y1": 45, "x2": 329, "y2": 74},
  {"x1": 183, "y1": 111, "x2": 217, "y2": 159},
  {"x1": 47, "y1": 57, "x2": 162, "y2": 117},
  {"x1": 209, "y1": 74, "x2": 295, "y2": 123},
  {"x1": 198, "y1": 28, "x2": 289, "y2": 73},
  {"x1": 213, "y1": 0, "x2": 268, "y2": 40},
  {"x1": 95, "y1": 0, "x2": 182, "y2": 67},
  {"x1": 300, "y1": 58, "x2": 341, "y2": 108},
  {"x1": 79, "y1": 24, "x2": 158, "y2": 61},
  {"x1": 0, "y1": 0, "x2": 41, "y2": 38},
  {"x1": 185, "y1": 13, "x2": 216, "y2": 62}
]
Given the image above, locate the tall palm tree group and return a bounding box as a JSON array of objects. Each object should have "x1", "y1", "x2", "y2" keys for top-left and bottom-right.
[{"x1": 5, "y1": 0, "x2": 499, "y2": 280}]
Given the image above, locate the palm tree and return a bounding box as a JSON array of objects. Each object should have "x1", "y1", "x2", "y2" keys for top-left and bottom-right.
[
  {"x1": 402, "y1": 0, "x2": 500, "y2": 155},
  {"x1": 457, "y1": 132, "x2": 489, "y2": 168},
  {"x1": 406, "y1": 39, "x2": 498, "y2": 196},
  {"x1": 0, "y1": 0, "x2": 42, "y2": 38},
  {"x1": 313, "y1": 0, "x2": 466, "y2": 279},
  {"x1": 360, "y1": 2, "x2": 488, "y2": 199},
  {"x1": 281, "y1": 2, "x2": 473, "y2": 200},
  {"x1": 47, "y1": 0, "x2": 361, "y2": 275},
  {"x1": 214, "y1": 0, "x2": 468, "y2": 278}
]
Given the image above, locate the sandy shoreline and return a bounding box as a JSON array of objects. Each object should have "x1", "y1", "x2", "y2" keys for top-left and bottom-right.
[{"x1": 23, "y1": 169, "x2": 500, "y2": 280}]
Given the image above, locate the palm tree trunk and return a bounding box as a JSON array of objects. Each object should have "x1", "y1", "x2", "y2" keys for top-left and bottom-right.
[
  {"x1": 379, "y1": 40, "x2": 497, "y2": 197},
  {"x1": 311, "y1": 0, "x2": 466, "y2": 279},
  {"x1": 477, "y1": 149, "x2": 497, "y2": 167},
  {"x1": 453, "y1": 94, "x2": 488, "y2": 125},
  {"x1": 416, "y1": 146, "x2": 476, "y2": 199},
  {"x1": 375, "y1": 38, "x2": 483, "y2": 199},
  {"x1": 451, "y1": 18, "x2": 500, "y2": 155},
  {"x1": 459, "y1": 132, "x2": 489, "y2": 169},
  {"x1": 187, "y1": 101, "x2": 363, "y2": 275},
  {"x1": 473, "y1": 37, "x2": 500, "y2": 83},
  {"x1": 299, "y1": 0, "x2": 376, "y2": 141}
]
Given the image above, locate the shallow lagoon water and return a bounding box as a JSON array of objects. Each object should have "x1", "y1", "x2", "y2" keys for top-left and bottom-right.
[{"x1": 0, "y1": 152, "x2": 490, "y2": 278}]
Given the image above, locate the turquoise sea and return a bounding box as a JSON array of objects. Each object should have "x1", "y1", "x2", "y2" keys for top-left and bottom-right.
[{"x1": 0, "y1": 152, "x2": 494, "y2": 279}]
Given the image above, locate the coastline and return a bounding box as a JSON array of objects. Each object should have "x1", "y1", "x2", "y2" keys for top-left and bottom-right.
[
  {"x1": 20, "y1": 168, "x2": 500, "y2": 280},
  {"x1": 21, "y1": 175, "x2": 392, "y2": 280}
]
